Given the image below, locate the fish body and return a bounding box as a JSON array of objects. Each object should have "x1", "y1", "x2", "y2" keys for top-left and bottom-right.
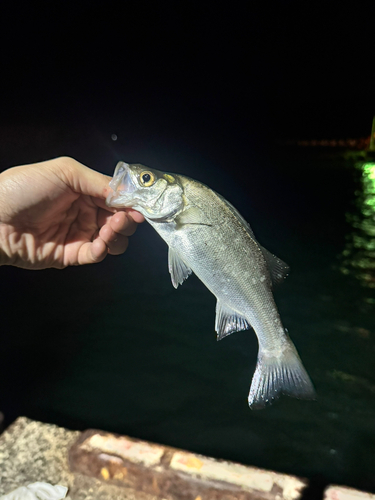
[{"x1": 106, "y1": 162, "x2": 315, "y2": 408}]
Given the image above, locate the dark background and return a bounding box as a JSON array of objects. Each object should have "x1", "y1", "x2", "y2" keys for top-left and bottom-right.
[
  {"x1": 1, "y1": 0, "x2": 375, "y2": 495},
  {"x1": 1, "y1": 1, "x2": 374, "y2": 159}
]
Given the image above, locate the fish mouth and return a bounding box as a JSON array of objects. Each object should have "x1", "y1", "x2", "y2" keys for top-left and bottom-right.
[{"x1": 106, "y1": 161, "x2": 137, "y2": 207}]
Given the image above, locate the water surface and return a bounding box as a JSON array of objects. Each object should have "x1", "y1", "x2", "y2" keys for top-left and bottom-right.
[{"x1": 1, "y1": 147, "x2": 375, "y2": 492}]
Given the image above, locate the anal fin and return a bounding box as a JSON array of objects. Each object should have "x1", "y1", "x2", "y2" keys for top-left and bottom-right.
[
  {"x1": 215, "y1": 301, "x2": 250, "y2": 340},
  {"x1": 168, "y1": 247, "x2": 192, "y2": 289}
]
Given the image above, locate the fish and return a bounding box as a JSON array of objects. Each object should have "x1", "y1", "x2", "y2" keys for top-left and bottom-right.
[{"x1": 106, "y1": 161, "x2": 315, "y2": 408}]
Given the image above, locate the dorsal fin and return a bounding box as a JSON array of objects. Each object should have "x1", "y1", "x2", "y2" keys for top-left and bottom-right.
[
  {"x1": 215, "y1": 194, "x2": 289, "y2": 288},
  {"x1": 260, "y1": 246, "x2": 289, "y2": 288}
]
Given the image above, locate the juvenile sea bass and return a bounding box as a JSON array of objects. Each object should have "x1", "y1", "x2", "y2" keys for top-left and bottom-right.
[{"x1": 106, "y1": 162, "x2": 315, "y2": 408}]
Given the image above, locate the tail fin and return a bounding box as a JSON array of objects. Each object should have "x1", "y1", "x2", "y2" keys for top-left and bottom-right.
[{"x1": 248, "y1": 343, "x2": 315, "y2": 409}]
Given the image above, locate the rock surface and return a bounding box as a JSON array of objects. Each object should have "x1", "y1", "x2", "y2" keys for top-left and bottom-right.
[{"x1": 0, "y1": 417, "x2": 159, "y2": 500}]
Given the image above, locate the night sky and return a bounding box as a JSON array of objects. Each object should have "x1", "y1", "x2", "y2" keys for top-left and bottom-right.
[{"x1": 1, "y1": 1, "x2": 374, "y2": 165}]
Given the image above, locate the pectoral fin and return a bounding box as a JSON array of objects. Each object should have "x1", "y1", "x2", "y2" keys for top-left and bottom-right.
[
  {"x1": 260, "y1": 246, "x2": 290, "y2": 288},
  {"x1": 175, "y1": 207, "x2": 211, "y2": 227},
  {"x1": 168, "y1": 247, "x2": 192, "y2": 289},
  {"x1": 215, "y1": 301, "x2": 250, "y2": 340}
]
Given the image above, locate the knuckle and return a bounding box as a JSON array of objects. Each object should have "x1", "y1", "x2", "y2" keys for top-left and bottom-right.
[
  {"x1": 55, "y1": 156, "x2": 78, "y2": 168},
  {"x1": 52, "y1": 157, "x2": 84, "y2": 188}
]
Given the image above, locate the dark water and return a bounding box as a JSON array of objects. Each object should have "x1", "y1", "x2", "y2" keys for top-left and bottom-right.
[{"x1": 1, "y1": 135, "x2": 375, "y2": 492}]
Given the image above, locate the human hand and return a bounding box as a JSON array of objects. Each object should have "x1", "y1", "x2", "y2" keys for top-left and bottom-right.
[{"x1": 0, "y1": 157, "x2": 144, "y2": 269}]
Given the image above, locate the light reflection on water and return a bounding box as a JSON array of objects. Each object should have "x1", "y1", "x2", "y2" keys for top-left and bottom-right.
[{"x1": 340, "y1": 162, "x2": 375, "y2": 289}]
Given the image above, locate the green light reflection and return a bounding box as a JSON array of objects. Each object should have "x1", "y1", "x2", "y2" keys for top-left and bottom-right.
[{"x1": 340, "y1": 162, "x2": 375, "y2": 287}]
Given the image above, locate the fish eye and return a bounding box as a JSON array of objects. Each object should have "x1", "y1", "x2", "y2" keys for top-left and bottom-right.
[{"x1": 140, "y1": 171, "x2": 156, "y2": 187}]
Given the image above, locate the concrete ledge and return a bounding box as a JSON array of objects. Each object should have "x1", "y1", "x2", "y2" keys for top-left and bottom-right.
[
  {"x1": 0, "y1": 417, "x2": 159, "y2": 500},
  {"x1": 69, "y1": 429, "x2": 307, "y2": 500},
  {"x1": 1, "y1": 417, "x2": 375, "y2": 500},
  {"x1": 324, "y1": 486, "x2": 375, "y2": 500}
]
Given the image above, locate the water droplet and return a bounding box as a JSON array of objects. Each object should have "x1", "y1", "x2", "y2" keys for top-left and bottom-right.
[{"x1": 111, "y1": 134, "x2": 118, "y2": 141}]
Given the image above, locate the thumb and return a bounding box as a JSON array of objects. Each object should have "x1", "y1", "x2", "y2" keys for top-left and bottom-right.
[{"x1": 53, "y1": 157, "x2": 112, "y2": 200}]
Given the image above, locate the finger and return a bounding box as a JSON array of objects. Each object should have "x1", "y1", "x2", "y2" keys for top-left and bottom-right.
[
  {"x1": 53, "y1": 157, "x2": 113, "y2": 200},
  {"x1": 97, "y1": 208, "x2": 114, "y2": 228},
  {"x1": 77, "y1": 239, "x2": 108, "y2": 265},
  {"x1": 99, "y1": 223, "x2": 129, "y2": 255},
  {"x1": 94, "y1": 197, "x2": 117, "y2": 212},
  {"x1": 96, "y1": 208, "x2": 145, "y2": 230},
  {"x1": 110, "y1": 211, "x2": 138, "y2": 237},
  {"x1": 125, "y1": 209, "x2": 145, "y2": 224},
  {"x1": 108, "y1": 237, "x2": 129, "y2": 255}
]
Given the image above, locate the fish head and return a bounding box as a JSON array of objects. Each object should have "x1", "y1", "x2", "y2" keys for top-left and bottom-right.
[{"x1": 106, "y1": 162, "x2": 184, "y2": 220}]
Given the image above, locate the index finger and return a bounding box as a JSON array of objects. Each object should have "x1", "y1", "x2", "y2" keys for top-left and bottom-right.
[
  {"x1": 109, "y1": 211, "x2": 138, "y2": 236},
  {"x1": 94, "y1": 197, "x2": 144, "y2": 222}
]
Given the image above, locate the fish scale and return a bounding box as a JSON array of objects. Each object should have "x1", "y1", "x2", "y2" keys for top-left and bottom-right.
[
  {"x1": 107, "y1": 161, "x2": 315, "y2": 408},
  {"x1": 151, "y1": 178, "x2": 285, "y2": 348}
]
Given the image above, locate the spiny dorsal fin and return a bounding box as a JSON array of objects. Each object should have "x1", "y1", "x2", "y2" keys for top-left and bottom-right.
[
  {"x1": 260, "y1": 246, "x2": 290, "y2": 288},
  {"x1": 168, "y1": 247, "x2": 192, "y2": 289},
  {"x1": 215, "y1": 301, "x2": 250, "y2": 340}
]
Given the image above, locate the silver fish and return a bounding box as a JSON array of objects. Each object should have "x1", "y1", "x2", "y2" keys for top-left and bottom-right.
[{"x1": 106, "y1": 162, "x2": 315, "y2": 408}]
